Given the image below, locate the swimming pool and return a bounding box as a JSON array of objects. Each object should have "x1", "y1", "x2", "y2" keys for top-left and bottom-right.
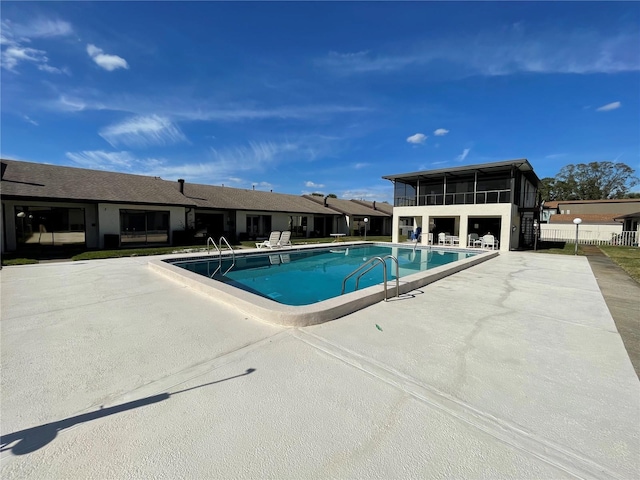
[
  {"x1": 150, "y1": 242, "x2": 498, "y2": 326},
  {"x1": 170, "y1": 244, "x2": 475, "y2": 306}
]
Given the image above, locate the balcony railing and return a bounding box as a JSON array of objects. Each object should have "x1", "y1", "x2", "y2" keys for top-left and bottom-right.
[{"x1": 395, "y1": 189, "x2": 511, "y2": 207}]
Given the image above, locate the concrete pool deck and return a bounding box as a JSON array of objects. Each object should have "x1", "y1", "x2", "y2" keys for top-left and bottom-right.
[{"x1": 1, "y1": 251, "x2": 638, "y2": 478}]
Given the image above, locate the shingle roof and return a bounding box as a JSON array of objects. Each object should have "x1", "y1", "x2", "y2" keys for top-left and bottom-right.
[
  {"x1": 555, "y1": 199, "x2": 640, "y2": 205},
  {"x1": 549, "y1": 213, "x2": 623, "y2": 225},
  {"x1": 1, "y1": 159, "x2": 195, "y2": 206},
  {"x1": 167, "y1": 181, "x2": 337, "y2": 214},
  {"x1": 302, "y1": 196, "x2": 391, "y2": 217},
  {"x1": 1, "y1": 158, "x2": 390, "y2": 216}
]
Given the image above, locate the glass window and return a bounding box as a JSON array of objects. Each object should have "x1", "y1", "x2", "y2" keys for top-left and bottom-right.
[
  {"x1": 15, "y1": 206, "x2": 86, "y2": 247},
  {"x1": 120, "y1": 209, "x2": 169, "y2": 245}
]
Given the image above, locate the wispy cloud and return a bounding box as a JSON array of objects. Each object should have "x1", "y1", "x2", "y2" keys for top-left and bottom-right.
[
  {"x1": 87, "y1": 44, "x2": 129, "y2": 71},
  {"x1": 353, "y1": 162, "x2": 370, "y2": 169},
  {"x1": 44, "y1": 89, "x2": 369, "y2": 123},
  {"x1": 545, "y1": 153, "x2": 567, "y2": 159},
  {"x1": 10, "y1": 18, "x2": 73, "y2": 38},
  {"x1": 456, "y1": 148, "x2": 470, "y2": 162},
  {"x1": 305, "y1": 181, "x2": 325, "y2": 188},
  {"x1": 317, "y1": 26, "x2": 640, "y2": 77},
  {"x1": 407, "y1": 133, "x2": 427, "y2": 144},
  {"x1": 596, "y1": 101, "x2": 621, "y2": 112},
  {"x1": 1, "y1": 18, "x2": 72, "y2": 73},
  {"x1": 65, "y1": 150, "x2": 162, "y2": 170},
  {"x1": 99, "y1": 115, "x2": 187, "y2": 148},
  {"x1": 434, "y1": 128, "x2": 449, "y2": 136},
  {"x1": 23, "y1": 115, "x2": 38, "y2": 126}
]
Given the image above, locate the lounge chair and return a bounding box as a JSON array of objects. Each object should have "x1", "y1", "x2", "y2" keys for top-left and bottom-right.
[
  {"x1": 468, "y1": 233, "x2": 481, "y2": 248},
  {"x1": 278, "y1": 231, "x2": 292, "y2": 248},
  {"x1": 481, "y1": 234, "x2": 499, "y2": 250},
  {"x1": 438, "y1": 232, "x2": 447, "y2": 246},
  {"x1": 256, "y1": 231, "x2": 281, "y2": 249}
]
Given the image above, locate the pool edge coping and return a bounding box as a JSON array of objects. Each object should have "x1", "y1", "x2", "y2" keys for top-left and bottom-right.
[{"x1": 148, "y1": 242, "x2": 499, "y2": 327}]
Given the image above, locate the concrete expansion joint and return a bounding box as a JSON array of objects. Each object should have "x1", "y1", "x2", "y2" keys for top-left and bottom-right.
[{"x1": 291, "y1": 328, "x2": 625, "y2": 480}]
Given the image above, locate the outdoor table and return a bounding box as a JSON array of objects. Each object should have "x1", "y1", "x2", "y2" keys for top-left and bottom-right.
[{"x1": 330, "y1": 233, "x2": 346, "y2": 242}]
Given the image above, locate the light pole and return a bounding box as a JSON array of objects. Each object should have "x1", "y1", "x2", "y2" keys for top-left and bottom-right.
[
  {"x1": 533, "y1": 219, "x2": 539, "y2": 251},
  {"x1": 364, "y1": 217, "x2": 369, "y2": 241},
  {"x1": 573, "y1": 217, "x2": 582, "y2": 255}
]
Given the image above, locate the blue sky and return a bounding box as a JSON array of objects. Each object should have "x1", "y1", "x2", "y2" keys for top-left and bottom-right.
[{"x1": 2, "y1": 2, "x2": 639, "y2": 202}]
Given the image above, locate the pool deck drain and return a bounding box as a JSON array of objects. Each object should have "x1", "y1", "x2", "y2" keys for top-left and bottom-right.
[{"x1": 1, "y1": 251, "x2": 638, "y2": 479}]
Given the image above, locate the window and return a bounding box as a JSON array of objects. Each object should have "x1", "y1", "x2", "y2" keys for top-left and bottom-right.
[
  {"x1": 120, "y1": 209, "x2": 169, "y2": 245},
  {"x1": 289, "y1": 215, "x2": 307, "y2": 237},
  {"x1": 14, "y1": 206, "x2": 86, "y2": 247},
  {"x1": 394, "y1": 181, "x2": 416, "y2": 206},
  {"x1": 246, "y1": 215, "x2": 272, "y2": 237}
]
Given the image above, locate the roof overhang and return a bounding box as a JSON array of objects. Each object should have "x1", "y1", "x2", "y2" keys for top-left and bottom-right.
[{"x1": 382, "y1": 159, "x2": 540, "y2": 186}]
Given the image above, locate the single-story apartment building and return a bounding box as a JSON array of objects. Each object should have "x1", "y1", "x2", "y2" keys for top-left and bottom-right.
[
  {"x1": 1, "y1": 159, "x2": 390, "y2": 254},
  {"x1": 382, "y1": 159, "x2": 541, "y2": 251}
]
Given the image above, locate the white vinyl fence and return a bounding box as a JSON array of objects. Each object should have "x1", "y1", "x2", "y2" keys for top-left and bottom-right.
[{"x1": 540, "y1": 225, "x2": 637, "y2": 246}]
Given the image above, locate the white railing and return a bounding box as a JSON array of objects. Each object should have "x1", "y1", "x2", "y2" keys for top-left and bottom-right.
[{"x1": 539, "y1": 229, "x2": 637, "y2": 246}]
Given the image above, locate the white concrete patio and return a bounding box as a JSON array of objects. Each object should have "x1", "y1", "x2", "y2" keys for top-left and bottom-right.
[{"x1": 1, "y1": 251, "x2": 638, "y2": 479}]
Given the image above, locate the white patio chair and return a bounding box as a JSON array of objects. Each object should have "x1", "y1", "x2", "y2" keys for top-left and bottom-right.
[
  {"x1": 277, "y1": 230, "x2": 292, "y2": 248},
  {"x1": 468, "y1": 233, "x2": 480, "y2": 247},
  {"x1": 438, "y1": 232, "x2": 447, "y2": 245},
  {"x1": 481, "y1": 234, "x2": 498, "y2": 250},
  {"x1": 256, "y1": 231, "x2": 281, "y2": 249}
]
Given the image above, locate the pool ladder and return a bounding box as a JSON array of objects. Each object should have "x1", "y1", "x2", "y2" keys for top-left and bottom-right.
[
  {"x1": 341, "y1": 255, "x2": 399, "y2": 301},
  {"x1": 207, "y1": 236, "x2": 236, "y2": 277}
]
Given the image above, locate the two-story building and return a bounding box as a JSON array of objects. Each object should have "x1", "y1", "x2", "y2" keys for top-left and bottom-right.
[{"x1": 383, "y1": 159, "x2": 540, "y2": 251}]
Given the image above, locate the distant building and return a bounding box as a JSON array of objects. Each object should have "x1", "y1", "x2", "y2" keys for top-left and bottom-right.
[{"x1": 1, "y1": 159, "x2": 390, "y2": 254}]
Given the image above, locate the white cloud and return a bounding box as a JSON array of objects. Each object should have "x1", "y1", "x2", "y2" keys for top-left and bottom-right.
[
  {"x1": 86, "y1": 44, "x2": 129, "y2": 71},
  {"x1": 23, "y1": 115, "x2": 38, "y2": 126},
  {"x1": 66, "y1": 150, "x2": 139, "y2": 170},
  {"x1": 1, "y1": 18, "x2": 72, "y2": 73},
  {"x1": 596, "y1": 101, "x2": 621, "y2": 112},
  {"x1": 305, "y1": 181, "x2": 325, "y2": 188},
  {"x1": 456, "y1": 148, "x2": 470, "y2": 162},
  {"x1": 353, "y1": 162, "x2": 370, "y2": 169},
  {"x1": 318, "y1": 27, "x2": 640, "y2": 77},
  {"x1": 407, "y1": 133, "x2": 427, "y2": 144},
  {"x1": 99, "y1": 115, "x2": 186, "y2": 148},
  {"x1": 434, "y1": 128, "x2": 449, "y2": 136},
  {"x1": 11, "y1": 18, "x2": 73, "y2": 38}
]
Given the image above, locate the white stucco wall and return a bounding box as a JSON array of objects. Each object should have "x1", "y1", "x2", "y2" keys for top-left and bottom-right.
[{"x1": 392, "y1": 203, "x2": 514, "y2": 251}]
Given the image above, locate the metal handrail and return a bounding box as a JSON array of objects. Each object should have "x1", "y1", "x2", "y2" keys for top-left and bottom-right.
[
  {"x1": 207, "y1": 236, "x2": 236, "y2": 277},
  {"x1": 207, "y1": 236, "x2": 219, "y2": 255},
  {"x1": 218, "y1": 236, "x2": 235, "y2": 275},
  {"x1": 341, "y1": 255, "x2": 400, "y2": 301}
]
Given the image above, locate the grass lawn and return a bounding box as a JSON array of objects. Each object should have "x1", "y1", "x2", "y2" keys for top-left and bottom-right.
[
  {"x1": 2, "y1": 236, "x2": 393, "y2": 265},
  {"x1": 532, "y1": 242, "x2": 586, "y2": 255},
  {"x1": 599, "y1": 246, "x2": 640, "y2": 283}
]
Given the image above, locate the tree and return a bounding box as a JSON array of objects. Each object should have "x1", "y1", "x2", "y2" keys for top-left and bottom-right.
[
  {"x1": 623, "y1": 192, "x2": 640, "y2": 199},
  {"x1": 310, "y1": 192, "x2": 324, "y2": 197},
  {"x1": 540, "y1": 162, "x2": 639, "y2": 201},
  {"x1": 327, "y1": 193, "x2": 337, "y2": 198}
]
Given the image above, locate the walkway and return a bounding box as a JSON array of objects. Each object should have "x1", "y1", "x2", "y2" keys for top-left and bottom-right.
[{"x1": 1, "y1": 252, "x2": 638, "y2": 479}]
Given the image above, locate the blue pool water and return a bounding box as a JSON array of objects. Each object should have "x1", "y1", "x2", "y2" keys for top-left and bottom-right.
[{"x1": 170, "y1": 244, "x2": 476, "y2": 306}]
